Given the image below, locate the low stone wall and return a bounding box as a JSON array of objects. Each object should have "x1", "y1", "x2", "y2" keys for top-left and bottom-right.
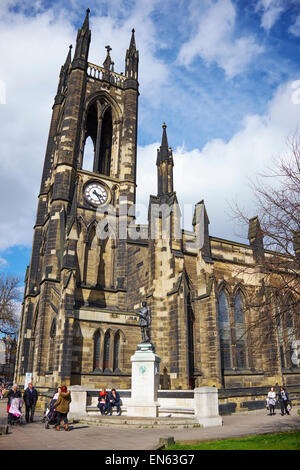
[
  {"x1": 26, "y1": 383, "x2": 300, "y2": 418},
  {"x1": 74, "y1": 386, "x2": 222, "y2": 427},
  {"x1": 218, "y1": 385, "x2": 300, "y2": 415}
]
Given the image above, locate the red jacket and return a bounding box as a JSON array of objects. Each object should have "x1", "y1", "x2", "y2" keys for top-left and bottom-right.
[{"x1": 98, "y1": 392, "x2": 108, "y2": 404}]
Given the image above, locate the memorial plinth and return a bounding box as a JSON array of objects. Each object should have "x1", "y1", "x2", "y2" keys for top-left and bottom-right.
[
  {"x1": 194, "y1": 386, "x2": 223, "y2": 427},
  {"x1": 126, "y1": 343, "x2": 161, "y2": 417}
]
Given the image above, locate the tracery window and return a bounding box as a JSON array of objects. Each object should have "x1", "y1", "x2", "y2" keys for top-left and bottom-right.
[
  {"x1": 234, "y1": 291, "x2": 247, "y2": 368},
  {"x1": 218, "y1": 289, "x2": 231, "y2": 369},
  {"x1": 218, "y1": 288, "x2": 248, "y2": 371},
  {"x1": 113, "y1": 332, "x2": 120, "y2": 371},
  {"x1": 103, "y1": 331, "x2": 111, "y2": 371},
  {"x1": 93, "y1": 330, "x2": 101, "y2": 370},
  {"x1": 48, "y1": 319, "x2": 56, "y2": 372}
]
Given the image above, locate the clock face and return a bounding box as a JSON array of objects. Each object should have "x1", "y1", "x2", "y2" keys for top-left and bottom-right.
[{"x1": 84, "y1": 182, "x2": 108, "y2": 206}]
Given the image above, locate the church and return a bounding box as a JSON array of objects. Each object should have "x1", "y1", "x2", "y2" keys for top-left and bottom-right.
[{"x1": 15, "y1": 9, "x2": 299, "y2": 397}]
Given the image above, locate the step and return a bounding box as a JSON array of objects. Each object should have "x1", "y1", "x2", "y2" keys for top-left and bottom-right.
[
  {"x1": 86, "y1": 406, "x2": 194, "y2": 415},
  {"x1": 79, "y1": 415, "x2": 200, "y2": 428}
]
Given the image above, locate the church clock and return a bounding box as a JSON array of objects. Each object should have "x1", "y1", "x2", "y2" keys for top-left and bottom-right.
[{"x1": 84, "y1": 181, "x2": 109, "y2": 207}]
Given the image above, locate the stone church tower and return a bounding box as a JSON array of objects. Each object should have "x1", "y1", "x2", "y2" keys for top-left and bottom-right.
[
  {"x1": 15, "y1": 10, "x2": 299, "y2": 394},
  {"x1": 15, "y1": 10, "x2": 142, "y2": 388}
]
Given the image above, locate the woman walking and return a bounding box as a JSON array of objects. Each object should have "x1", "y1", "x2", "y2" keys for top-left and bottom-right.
[
  {"x1": 54, "y1": 385, "x2": 72, "y2": 431},
  {"x1": 267, "y1": 387, "x2": 276, "y2": 415}
]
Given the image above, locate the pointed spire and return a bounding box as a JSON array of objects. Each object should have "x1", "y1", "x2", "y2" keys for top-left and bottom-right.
[
  {"x1": 82, "y1": 8, "x2": 90, "y2": 31},
  {"x1": 125, "y1": 28, "x2": 139, "y2": 81},
  {"x1": 72, "y1": 9, "x2": 91, "y2": 70},
  {"x1": 103, "y1": 45, "x2": 113, "y2": 69},
  {"x1": 157, "y1": 123, "x2": 174, "y2": 196},
  {"x1": 55, "y1": 44, "x2": 73, "y2": 103},
  {"x1": 102, "y1": 45, "x2": 113, "y2": 81},
  {"x1": 161, "y1": 122, "x2": 168, "y2": 148},
  {"x1": 64, "y1": 44, "x2": 73, "y2": 69},
  {"x1": 156, "y1": 123, "x2": 172, "y2": 164},
  {"x1": 129, "y1": 28, "x2": 136, "y2": 51}
]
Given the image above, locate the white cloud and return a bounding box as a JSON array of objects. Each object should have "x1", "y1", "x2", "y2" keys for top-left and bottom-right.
[
  {"x1": 177, "y1": 0, "x2": 263, "y2": 78},
  {"x1": 255, "y1": 0, "x2": 285, "y2": 31},
  {"x1": 289, "y1": 13, "x2": 300, "y2": 37},
  {"x1": 0, "y1": 257, "x2": 8, "y2": 266},
  {"x1": 136, "y1": 80, "x2": 300, "y2": 241},
  {"x1": 89, "y1": 0, "x2": 169, "y2": 104}
]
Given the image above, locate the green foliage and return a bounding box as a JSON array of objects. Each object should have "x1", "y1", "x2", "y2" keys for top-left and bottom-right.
[{"x1": 166, "y1": 432, "x2": 300, "y2": 450}]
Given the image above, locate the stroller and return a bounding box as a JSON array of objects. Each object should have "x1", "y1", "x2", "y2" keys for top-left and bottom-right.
[
  {"x1": 7, "y1": 397, "x2": 23, "y2": 425},
  {"x1": 43, "y1": 398, "x2": 58, "y2": 429}
]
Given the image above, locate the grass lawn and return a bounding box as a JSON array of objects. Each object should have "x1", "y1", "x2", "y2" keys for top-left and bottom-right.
[{"x1": 166, "y1": 431, "x2": 300, "y2": 450}]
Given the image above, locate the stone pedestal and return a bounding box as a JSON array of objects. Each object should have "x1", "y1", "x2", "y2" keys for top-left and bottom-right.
[
  {"x1": 126, "y1": 343, "x2": 161, "y2": 417},
  {"x1": 68, "y1": 386, "x2": 87, "y2": 420},
  {"x1": 194, "y1": 386, "x2": 223, "y2": 427}
]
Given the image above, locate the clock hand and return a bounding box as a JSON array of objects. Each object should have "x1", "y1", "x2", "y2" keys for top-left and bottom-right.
[{"x1": 93, "y1": 189, "x2": 103, "y2": 201}]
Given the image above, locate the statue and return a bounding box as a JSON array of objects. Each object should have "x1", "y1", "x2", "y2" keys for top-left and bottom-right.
[{"x1": 137, "y1": 301, "x2": 151, "y2": 344}]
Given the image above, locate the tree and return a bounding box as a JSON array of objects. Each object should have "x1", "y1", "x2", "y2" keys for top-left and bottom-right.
[
  {"x1": 0, "y1": 274, "x2": 21, "y2": 337},
  {"x1": 231, "y1": 133, "x2": 300, "y2": 366}
]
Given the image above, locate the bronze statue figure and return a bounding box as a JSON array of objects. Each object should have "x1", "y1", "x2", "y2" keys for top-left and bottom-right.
[{"x1": 137, "y1": 301, "x2": 151, "y2": 343}]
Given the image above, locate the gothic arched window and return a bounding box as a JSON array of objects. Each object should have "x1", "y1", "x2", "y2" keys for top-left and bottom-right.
[
  {"x1": 218, "y1": 289, "x2": 231, "y2": 370},
  {"x1": 82, "y1": 136, "x2": 94, "y2": 172},
  {"x1": 82, "y1": 102, "x2": 97, "y2": 171},
  {"x1": 93, "y1": 330, "x2": 101, "y2": 370},
  {"x1": 48, "y1": 319, "x2": 56, "y2": 372},
  {"x1": 99, "y1": 107, "x2": 112, "y2": 176},
  {"x1": 103, "y1": 331, "x2": 111, "y2": 371},
  {"x1": 234, "y1": 291, "x2": 247, "y2": 368},
  {"x1": 113, "y1": 332, "x2": 120, "y2": 371}
]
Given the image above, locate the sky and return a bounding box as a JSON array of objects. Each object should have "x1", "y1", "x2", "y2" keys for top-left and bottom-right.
[{"x1": 0, "y1": 0, "x2": 300, "y2": 291}]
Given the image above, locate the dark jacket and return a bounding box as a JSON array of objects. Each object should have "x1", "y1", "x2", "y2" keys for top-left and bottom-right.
[
  {"x1": 108, "y1": 390, "x2": 120, "y2": 405},
  {"x1": 23, "y1": 387, "x2": 38, "y2": 406},
  {"x1": 278, "y1": 389, "x2": 289, "y2": 402},
  {"x1": 54, "y1": 391, "x2": 71, "y2": 414}
]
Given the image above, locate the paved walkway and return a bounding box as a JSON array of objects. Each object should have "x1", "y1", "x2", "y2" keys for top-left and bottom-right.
[{"x1": 0, "y1": 400, "x2": 299, "y2": 450}]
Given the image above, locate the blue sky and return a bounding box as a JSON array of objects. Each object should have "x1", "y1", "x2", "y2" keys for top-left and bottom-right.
[{"x1": 0, "y1": 0, "x2": 300, "y2": 290}]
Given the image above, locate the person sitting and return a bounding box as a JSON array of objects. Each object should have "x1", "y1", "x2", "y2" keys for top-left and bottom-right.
[
  {"x1": 108, "y1": 388, "x2": 121, "y2": 416},
  {"x1": 97, "y1": 388, "x2": 109, "y2": 416}
]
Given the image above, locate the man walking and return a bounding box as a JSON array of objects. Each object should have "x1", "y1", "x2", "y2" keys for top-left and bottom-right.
[
  {"x1": 277, "y1": 386, "x2": 290, "y2": 416},
  {"x1": 23, "y1": 382, "x2": 38, "y2": 423}
]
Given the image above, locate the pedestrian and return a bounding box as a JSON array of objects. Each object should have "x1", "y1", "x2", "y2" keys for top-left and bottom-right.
[
  {"x1": 107, "y1": 388, "x2": 121, "y2": 416},
  {"x1": 267, "y1": 386, "x2": 276, "y2": 415},
  {"x1": 277, "y1": 386, "x2": 290, "y2": 416},
  {"x1": 97, "y1": 388, "x2": 109, "y2": 415},
  {"x1": 0, "y1": 383, "x2": 6, "y2": 399},
  {"x1": 54, "y1": 385, "x2": 71, "y2": 431},
  {"x1": 23, "y1": 382, "x2": 38, "y2": 423},
  {"x1": 7, "y1": 384, "x2": 21, "y2": 414}
]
